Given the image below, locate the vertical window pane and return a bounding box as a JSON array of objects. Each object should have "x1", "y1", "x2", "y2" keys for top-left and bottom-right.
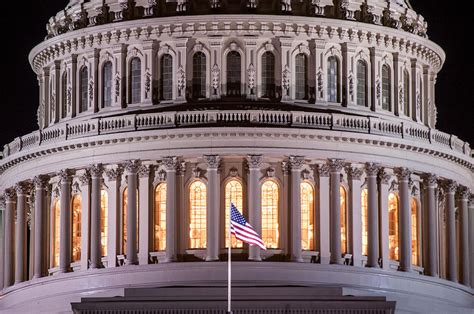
[
  {"x1": 227, "y1": 51, "x2": 241, "y2": 96},
  {"x1": 160, "y1": 54, "x2": 173, "y2": 101},
  {"x1": 340, "y1": 186, "x2": 347, "y2": 254},
  {"x1": 404, "y1": 70, "x2": 410, "y2": 116},
  {"x1": 411, "y1": 198, "x2": 418, "y2": 266},
  {"x1": 262, "y1": 180, "x2": 279, "y2": 249},
  {"x1": 102, "y1": 62, "x2": 113, "y2": 108},
  {"x1": 193, "y1": 52, "x2": 206, "y2": 99},
  {"x1": 261, "y1": 52, "x2": 275, "y2": 98},
  {"x1": 295, "y1": 54, "x2": 308, "y2": 100},
  {"x1": 301, "y1": 182, "x2": 314, "y2": 251},
  {"x1": 62, "y1": 72, "x2": 67, "y2": 118},
  {"x1": 388, "y1": 193, "x2": 399, "y2": 261},
  {"x1": 225, "y1": 180, "x2": 243, "y2": 248},
  {"x1": 357, "y1": 60, "x2": 367, "y2": 107},
  {"x1": 71, "y1": 195, "x2": 82, "y2": 263},
  {"x1": 80, "y1": 67, "x2": 88, "y2": 113},
  {"x1": 327, "y1": 57, "x2": 339, "y2": 102},
  {"x1": 101, "y1": 190, "x2": 108, "y2": 257},
  {"x1": 361, "y1": 189, "x2": 368, "y2": 256},
  {"x1": 130, "y1": 58, "x2": 141, "y2": 104},
  {"x1": 189, "y1": 181, "x2": 207, "y2": 249},
  {"x1": 154, "y1": 184, "x2": 167, "y2": 251},
  {"x1": 53, "y1": 200, "x2": 60, "y2": 267},
  {"x1": 382, "y1": 65, "x2": 391, "y2": 111}
]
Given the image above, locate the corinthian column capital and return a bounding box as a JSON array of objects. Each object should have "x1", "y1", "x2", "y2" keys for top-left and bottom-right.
[
  {"x1": 124, "y1": 160, "x2": 141, "y2": 174},
  {"x1": 33, "y1": 175, "x2": 50, "y2": 189},
  {"x1": 105, "y1": 165, "x2": 124, "y2": 181},
  {"x1": 289, "y1": 156, "x2": 305, "y2": 170},
  {"x1": 345, "y1": 164, "x2": 363, "y2": 181},
  {"x1": 443, "y1": 180, "x2": 457, "y2": 194},
  {"x1": 162, "y1": 156, "x2": 179, "y2": 171},
  {"x1": 79, "y1": 170, "x2": 91, "y2": 186},
  {"x1": 204, "y1": 155, "x2": 220, "y2": 170},
  {"x1": 395, "y1": 167, "x2": 412, "y2": 181},
  {"x1": 422, "y1": 173, "x2": 437, "y2": 187},
  {"x1": 456, "y1": 186, "x2": 470, "y2": 200},
  {"x1": 15, "y1": 182, "x2": 31, "y2": 196},
  {"x1": 246, "y1": 154, "x2": 263, "y2": 170},
  {"x1": 365, "y1": 162, "x2": 380, "y2": 176},
  {"x1": 328, "y1": 158, "x2": 344, "y2": 173},
  {"x1": 89, "y1": 164, "x2": 104, "y2": 178},
  {"x1": 58, "y1": 169, "x2": 74, "y2": 184}
]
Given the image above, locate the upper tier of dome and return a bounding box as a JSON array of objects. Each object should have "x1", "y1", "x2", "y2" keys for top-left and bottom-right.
[{"x1": 51, "y1": 0, "x2": 426, "y2": 39}]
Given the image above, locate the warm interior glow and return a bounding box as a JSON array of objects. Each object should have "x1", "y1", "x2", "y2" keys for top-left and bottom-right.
[
  {"x1": 361, "y1": 189, "x2": 368, "y2": 256},
  {"x1": 340, "y1": 186, "x2": 347, "y2": 254},
  {"x1": 225, "y1": 180, "x2": 243, "y2": 248},
  {"x1": 71, "y1": 195, "x2": 82, "y2": 262},
  {"x1": 388, "y1": 193, "x2": 399, "y2": 261},
  {"x1": 53, "y1": 199, "x2": 60, "y2": 267},
  {"x1": 154, "y1": 183, "x2": 167, "y2": 251},
  {"x1": 411, "y1": 198, "x2": 418, "y2": 266},
  {"x1": 301, "y1": 182, "x2": 314, "y2": 251},
  {"x1": 189, "y1": 181, "x2": 207, "y2": 249},
  {"x1": 262, "y1": 180, "x2": 279, "y2": 248},
  {"x1": 122, "y1": 187, "x2": 139, "y2": 254},
  {"x1": 101, "y1": 190, "x2": 108, "y2": 257}
]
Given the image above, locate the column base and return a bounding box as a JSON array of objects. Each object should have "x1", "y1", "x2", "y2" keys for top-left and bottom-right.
[
  {"x1": 205, "y1": 256, "x2": 219, "y2": 262},
  {"x1": 248, "y1": 257, "x2": 262, "y2": 262}
]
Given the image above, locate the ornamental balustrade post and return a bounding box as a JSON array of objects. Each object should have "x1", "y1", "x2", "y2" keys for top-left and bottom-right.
[
  {"x1": 347, "y1": 165, "x2": 363, "y2": 267},
  {"x1": 3, "y1": 189, "x2": 15, "y2": 287},
  {"x1": 289, "y1": 156, "x2": 304, "y2": 262},
  {"x1": 163, "y1": 157, "x2": 179, "y2": 263},
  {"x1": 138, "y1": 164, "x2": 153, "y2": 265},
  {"x1": 79, "y1": 170, "x2": 91, "y2": 271},
  {"x1": 317, "y1": 163, "x2": 330, "y2": 264},
  {"x1": 14, "y1": 183, "x2": 30, "y2": 284},
  {"x1": 396, "y1": 168, "x2": 412, "y2": 272},
  {"x1": 329, "y1": 159, "x2": 344, "y2": 264},
  {"x1": 205, "y1": 155, "x2": 220, "y2": 261},
  {"x1": 247, "y1": 155, "x2": 263, "y2": 261},
  {"x1": 378, "y1": 169, "x2": 391, "y2": 270},
  {"x1": 125, "y1": 160, "x2": 140, "y2": 265},
  {"x1": 59, "y1": 169, "x2": 73, "y2": 273},
  {"x1": 422, "y1": 173, "x2": 438, "y2": 277},
  {"x1": 33, "y1": 175, "x2": 49, "y2": 279},
  {"x1": 457, "y1": 186, "x2": 470, "y2": 286},
  {"x1": 444, "y1": 180, "x2": 457, "y2": 282},
  {"x1": 90, "y1": 164, "x2": 104, "y2": 269},
  {"x1": 365, "y1": 163, "x2": 379, "y2": 268},
  {"x1": 105, "y1": 166, "x2": 123, "y2": 268}
]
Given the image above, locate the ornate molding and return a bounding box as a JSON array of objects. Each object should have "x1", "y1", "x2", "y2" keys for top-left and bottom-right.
[
  {"x1": 204, "y1": 155, "x2": 220, "y2": 170},
  {"x1": 365, "y1": 162, "x2": 380, "y2": 176},
  {"x1": 15, "y1": 182, "x2": 31, "y2": 196},
  {"x1": 105, "y1": 166, "x2": 124, "y2": 181},
  {"x1": 316, "y1": 164, "x2": 330, "y2": 177},
  {"x1": 289, "y1": 156, "x2": 305, "y2": 170},
  {"x1": 422, "y1": 173, "x2": 437, "y2": 187},
  {"x1": 229, "y1": 167, "x2": 239, "y2": 178},
  {"x1": 378, "y1": 169, "x2": 391, "y2": 185},
  {"x1": 395, "y1": 167, "x2": 411, "y2": 181},
  {"x1": 457, "y1": 186, "x2": 470, "y2": 200},
  {"x1": 443, "y1": 180, "x2": 457, "y2": 194},
  {"x1": 58, "y1": 169, "x2": 74, "y2": 184},
  {"x1": 346, "y1": 165, "x2": 364, "y2": 181},
  {"x1": 162, "y1": 156, "x2": 179, "y2": 172},
  {"x1": 281, "y1": 161, "x2": 290, "y2": 176},
  {"x1": 246, "y1": 155, "x2": 263, "y2": 170},
  {"x1": 33, "y1": 175, "x2": 50, "y2": 189},
  {"x1": 266, "y1": 167, "x2": 276, "y2": 178},
  {"x1": 79, "y1": 170, "x2": 91, "y2": 186},
  {"x1": 89, "y1": 164, "x2": 104, "y2": 178},
  {"x1": 124, "y1": 160, "x2": 141, "y2": 174},
  {"x1": 139, "y1": 164, "x2": 152, "y2": 178},
  {"x1": 156, "y1": 169, "x2": 167, "y2": 182},
  {"x1": 4, "y1": 189, "x2": 16, "y2": 202},
  {"x1": 328, "y1": 159, "x2": 344, "y2": 173}
]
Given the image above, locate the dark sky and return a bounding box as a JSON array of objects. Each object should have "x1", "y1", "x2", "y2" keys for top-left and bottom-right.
[{"x1": 0, "y1": 1, "x2": 472, "y2": 148}]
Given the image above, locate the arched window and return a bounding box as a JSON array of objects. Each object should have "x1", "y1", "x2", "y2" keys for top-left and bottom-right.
[
  {"x1": 102, "y1": 62, "x2": 113, "y2": 108},
  {"x1": 411, "y1": 198, "x2": 418, "y2": 266},
  {"x1": 61, "y1": 72, "x2": 67, "y2": 119},
  {"x1": 403, "y1": 70, "x2": 410, "y2": 116},
  {"x1": 227, "y1": 51, "x2": 241, "y2": 97},
  {"x1": 301, "y1": 182, "x2": 314, "y2": 251},
  {"x1": 101, "y1": 190, "x2": 108, "y2": 257},
  {"x1": 357, "y1": 60, "x2": 368, "y2": 107},
  {"x1": 160, "y1": 54, "x2": 173, "y2": 101},
  {"x1": 225, "y1": 180, "x2": 244, "y2": 248},
  {"x1": 193, "y1": 52, "x2": 206, "y2": 99},
  {"x1": 79, "y1": 67, "x2": 88, "y2": 113},
  {"x1": 261, "y1": 180, "x2": 279, "y2": 249},
  {"x1": 71, "y1": 195, "x2": 82, "y2": 263},
  {"x1": 52, "y1": 199, "x2": 60, "y2": 267},
  {"x1": 154, "y1": 183, "x2": 167, "y2": 251},
  {"x1": 327, "y1": 56, "x2": 339, "y2": 103},
  {"x1": 361, "y1": 189, "x2": 368, "y2": 256},
  {"x1": 295, "y1": 54, "x2": 308, "y2": 100},
  {"x1": 382, "y1": 65, "x2": 391, "y2": 111},
  {"x1": 261, "y1": 51, "x2": 275, "y2": 98},
  {"x1": 388, "y1": 193, "x2": 399, "y2": 260},
  {"x1": 189, "y1": 181, "x2": 207, "y2": 249},
  {"x1": 122, "y1": 187, "x2": 139, "y2": 253},
  {"x1": 130, "y1": 57, "x2": 141, "y2": 104},
  {"x1": 340, "y1": 186, "x2": 347, "y2": 254}
]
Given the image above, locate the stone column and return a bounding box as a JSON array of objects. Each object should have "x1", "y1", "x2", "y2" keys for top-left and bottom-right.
[
  {"x1": 59, "y1": 170, "x2": 73, "y2": 273},
  {"x1": 33, "y1": 176, "x2": 49, "y2": 279},
  {"x1": 3, "y1": 189, "x2": 15, "y2": 287},
  {"x1": 289, "y1": 156, "x2": 304, "y2": 262},
  {"x1": 378, "y1": 169, "x2": 391, "y2": 270},
  {"x1": 90, "y1": 164, "x2": 104, "y2": 269},
  {"x1": 163, "y1": 157, "x2": 179, "y2": 262},
  {"x1": 247, "y1": 155, "x2": 263, "y2": 261},
  {"x1": 317, "y1": 164, "x2": 330, "y2": 264},
  {"x1": 14, "y1": 183, "x2": 29, "y2": 284},
  {"x1": 204, "y1": 155, "x2": 220, "y2": 261},
  {"x1": 124, "y1": 160, "x2": 140, "y2": 265},
  {"x1": 396, "y1": 168, "x2": 412, "y2": 272},
  {"x1": 422, "y1": 174, "x2": 438, "y2": 277},
  {"x1": 0, "y1": 197, "x2": 4, "y2": 290},
  {"x1": 79, "y1": 171, "x2": 91, "y2": 271},
  {"x1": 444, "y1": 180, "x2": 457, "y2": 282},
  {"x1": 329, "y1": 159, "x2": 344, "y2": 264},
  {"x1": 347, "y1": 166, "x2": 363, "y2": 267},
  {"x1": 469, "y1": 196, "x2": 474, "y2": 288},
  {"x1": 281, "y1": 162, "x2": 290, "y2": 255},
  {"x1": 458, "y1": 186, "x2": 470, "y2": 286},
  {"x1": 105, "y1": 166, "x2": 123, "y2": 268},
  {"x1": 365, "y1": 163, "x2": 379, "y2": 268},
  {"x1": 138, "y1": 164, "x2": 152, "y2": 265}
]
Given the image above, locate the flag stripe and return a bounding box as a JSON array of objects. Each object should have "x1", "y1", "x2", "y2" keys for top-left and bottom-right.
[
  {"x1": 229, "y1": 203, "x2": 266, "y2": 251},
  {"x1": 231, "y1": 224, "x2": 265, "y2": 244},
  {"x1": 231, "y1": 221, "x2": 259, "y2": 236}
]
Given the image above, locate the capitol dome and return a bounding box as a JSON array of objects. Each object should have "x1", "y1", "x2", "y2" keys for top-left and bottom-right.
[{"x1": 0, "y1": 0, "x2": 472, "y2": 313}]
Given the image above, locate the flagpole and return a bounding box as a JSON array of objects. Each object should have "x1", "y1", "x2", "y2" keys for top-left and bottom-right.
[{"x1": 228, "y1": 203, "x2": 232, "y2": 314}]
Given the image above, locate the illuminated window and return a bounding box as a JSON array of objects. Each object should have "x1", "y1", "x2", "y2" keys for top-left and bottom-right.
[
  {"x1": 404, "y1": 70, "x2": 410, "y2": 116},
  {"x1": 71, "y1": 195, "x2": 82, "y2": 262},
  {"x1": 193, "y1": 52, "x2": 206, "y2": 99},
  {"x1": 189, "y1": 181, "x2": 207, "y2": 249},
  {"x1": 227, "y1": 51, "x2": 241, "y2": 96},
  {"x1": 261, "y1": 51, "x2": 275, "y2": 98},
  {"x1": 340, "y1": 186, "x2": 347, "y2": 254},
  {"x1": 382, "y1": 65, "x2": 391, "y2": 111},
  {"x1": 122, "y1": 187, "x2": 139, "y2": 254},
  {"x1": 262, "y1": 180, "x2": 279, "y2": 249},
  {"x1": 154, "y1": 183, "x2": 167, "y2": 251},
  {"x1": 79, "y1": 67, "x2": 88, "y2": 113},
  {"x1": 327, "y1": 56, "x2": 339, "y2": 102},
  {"x1": 295, "y1": 54, "x2": 308, "y2": 100},
  {"x1": 357, "y1": 60, "x2": 368, "y2": 107},
  {"x1": 388, "y1": 193, "x2": 399, "y2": 261},
  {"x1": 102, "y1": 62, "x2": 113, "y2": 108},
  {"x1": 361, "y1": 189, "x2": 368, "y2": 256},
  {"x1": 52, "y1": 199, "x2": 60, "y2": 267},
  {"x1": 225, "y1": 180, "x2": 244, "y2": 248},
  {"x1": 101, "y1": 190, "x2": 108, "y2": 257},
  {"x1": 130, "y1": 57, "x2": 141, "y2": 104},
  {"x1": 160, "y1": 54, "x2": 173, "y2": 100},
  {"x1": 301, "y1": 182, "x2": 314, "y2": 251},
  {"x1": 411, "y1": 198, "x2": 418, "y2": 266}
]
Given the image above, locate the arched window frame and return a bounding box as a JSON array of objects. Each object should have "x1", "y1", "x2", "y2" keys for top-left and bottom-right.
[
  {"x1": 222, "y1": 43, "x2": 245, "y2": 97},
  {"x1": 78, "y1": 65, "x2": 89, "y2": 114},
  {"x1": 71, "y1": 194, "x2": 82, "y2": 263},
  {"x1": 325, "y1": 46, "x2": 343, "y2": 103},
  {"x1": 187, "y1": 178, "x2": 208, "y2": 249},
  {"x1": 356, "y1": 59, "x2": 369, "y2": 107},
  {"x1": 260, "y1": 178, "x2": 281, "y2": 249},
  {"x1": 388, "y1": 192, "x2": 400, "y2": 261},
  {"x1": 361, "y1": 187, "x2": 369, "y2": 256},
  {"x1": 157, "y1": 45, "x2": 177, "y2": 102},
  {"x1": 153, "y1": 182, "x2": 167, "y2": 252},
  {"x1": 100, "y1": 190, "x2": 108, "y2": 257},
  {"x1": 339, "y1": 183, "x2": 349, "y2": 254},
  {"x1": 300, "y1": 180, "x2": 316, "y2": 251},
  {"x1": 126, "y1": 48, "x2": 144, "y2": 105},
  {"x1": 99, "y1": 54, "x2": 114, "y2": 109},
  {"x1": 257, "y1": 43, "x2": 280, "y2": 99},
  {"x1": 291, "y1": 45, "x2": 310, "y2": 101},
  {"x1": 411, "y1": 196, "x2": 421, "y2": 267},
  {"x1": 50, "y1": 196, "x2": 61, "y2": 269},
  {"x1": 222, "y1": 176, "x2": 245, "y2": 249},
  {"x1": 380, "y1": 55, "x2": 394, "y2": 112},
  {"x1": 353, "y1": 49, "x2": 371, "y2": 108},
  {"x1": 403, "y1": 69, "x2": 411, "y2": 117},
  {"x1": 188, "y1": 44, "x2": 211, "y2": 99}
]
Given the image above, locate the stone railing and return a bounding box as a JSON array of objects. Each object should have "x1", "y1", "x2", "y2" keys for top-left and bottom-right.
[{"x1": 1, "y1": 110, "x2": 471, "y2": 160}]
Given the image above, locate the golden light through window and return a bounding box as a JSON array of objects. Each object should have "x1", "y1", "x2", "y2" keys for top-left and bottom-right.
[
  {"x1": 300, "y1": 182, "x2": 314, "y2": 251},
  {"x1": 71, "y1": 195, "x2": 82, "y2": 262},
  {"x1": 388, "y1": 193, "x2": 399, "y2": 261},
  {"x1": 411, "y1": 198, "x2": 418, "y2": 266},
  {"x1": 189, "y1": 181, "x2": 207, "y2": 249},
  {"x1": 340, "y1": 186, "x2": 347, "y2": 254},
  {"x1": 101, "y1": 190, "x2": 108, "y2": 257},
  {"x1": 53, "y1": 199, "x2": 60, "y2": 267},
  {"x1": 361, "y1": 189, "x2": 368, "y2": 256},
  {"x1": 154, "y1": 183, "x2": 167, "y2": 251},
  {"x1": 261, "y1": 180, "x2": 279, "y2": 249},
  {"x1": 225, "y1": 180, "x2": 243, "y2": 248},
  {"x1": 122, "y1": 187, "x2": 139, "y2": 254}
]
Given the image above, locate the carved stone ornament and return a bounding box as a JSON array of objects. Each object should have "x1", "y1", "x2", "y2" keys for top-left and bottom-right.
[
  {"x1": 115, "y1": 73, "x2": 121, "y2": 101},
  {"x1": 15, "y1": 182, "x2": 31, "y2": 196},
  {"x1": 375, "y1": 77, "x2": 381, "y2": 100},
  {"x1": 89, "y1": 164, "x2": 104, "y2": 178},
  {"x1": 88, "y1": 79, "x2": 94, "y2": 104},
  {"x1": 348, "y1": 73, "x2": 354, "y2": 101},
  {"x1": 4, "y1": 189, "x2": 16, "y2": 202},
  {"x1": 395, "y1": 168, "x2": 411, "y2": 181},
  {"x1": 192, "y1": 167, "x2": 202, "y2": 178},
  {"x1": 177, "y1": 0, "x2": 188, "y2": 12},
  {"x1": 281, "y1": 161, "x2": 290, "y2": 175},
  {"x1": 317, "y1": 68, "x2": 324, "y2": 98},
  {"x1": 247, "y1": 0, "x2": 257, "y2": 9},
  {"x1": 124, "y1": 160, "x2": 141, "y2": 174},
  {"x1": 266, "y1": 167, "x2": 275, "y2": 178},
  {"x1": 72, "y1": 181, "x2": 81, "y2": 194},
  {"x1": 247, "y1": 64, "x2": 256, "y2": 91},
  {"x1": 211, "y1": 64, "x2": 220, "y2": 91},
  {"x1": 79, "y1": 170, "x2": 91, "y2": 186},
  {"x1": 204, "y1": 155, "x2": 220, "y2": 170},
  {"x1": 157, "y1": 170, "x2": 167, "y2": 182},
  {"x1": 289, "y1": 156, "x2": 305, "y2": 170},
  {"x1": 328, "y1": 159, "x2": 344, "y2": 173},
  {"x1": 145, "y1": 69, "x2": 152, "y2": 98},
  {"x1": 346, "y1": 166, "x2": 363, "y2": 181},
  {"x1": 389, "y1": 180, "x2": 398, "y2": 192},
  {"x1": 52, "y1": 186, "x2": 61, "y2": 199},
  {"x1": 398, "y1": 84, "x2": 404, "y2": 112},
  {"x1": 59, "y1": 169, "x2": 74, "y2": 184},
  {"x1": 378, "y1": 169, "x2": 391, "y2": 185},
  {"x1": 282, "y1": 65, "x2": 291, "y2": 94},
  {"x1": 365, "y1": 162, "x2": 379, "y2": 176},
  {"x1": 37, "y1": 100, "x2": 45, "y2": 129},
  {"x1": 210, "y1": 0, "x2": 221, "y2": 9},
  {"x1": 177, "y1": 65, "x2": 186, "y2": 96},
  {"x1": 442, "y1": 180, "x2": 457, "y2": 194},
  {"x1": 246, "y1": 155, "x2": 263, "y2": 170},
  {"x1": 178, "y1": 162, "x2": 187, "y2": 176},
  {"x1": 229, "y1": 167, "x2": 239, "y2": 177},
  {"x1": 457, "y1": 186, "x2": 470, "y2": 200},
  {"x1": 161, "y1": 156, "x2": 178, "y2": 172},
  {"x1": 422, "y1": 173, "x2": 437, "y2": 187},
  {"x1": 105, "y1": 166, "x2": 124, "y2": 181},
  {"x1": 301, "y1": 169, "x2": 312, "y2": 181},
  {"x1": 66, "y1": 85, "x2": 72, "y2": 111},
  {"x1": 0, "y1": 195, "x2": 5, "y2": 209},
  {"x1": 411, "y1": 185, "x2": 420, "y2": 197}
]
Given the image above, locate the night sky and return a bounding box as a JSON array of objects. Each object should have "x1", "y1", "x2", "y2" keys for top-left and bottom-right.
[{"x1": 0, "y1": 1, "x2": 472, "y2": 148}]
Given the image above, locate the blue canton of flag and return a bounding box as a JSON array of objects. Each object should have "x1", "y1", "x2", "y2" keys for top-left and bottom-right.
[{"x1": 230, "y1": 203, "x2": 266, "y2": 250}]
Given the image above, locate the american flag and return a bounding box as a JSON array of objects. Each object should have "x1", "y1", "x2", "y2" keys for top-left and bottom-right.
[{"x1": 230, "y1": 203, "x2": 266, "y2": 250}]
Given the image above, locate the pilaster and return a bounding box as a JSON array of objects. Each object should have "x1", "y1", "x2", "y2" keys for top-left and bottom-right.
[
  {"x1": 342, "y1": 43, "x2": 357, "y2": 107},
  {"x1": 289, "y1": 156, "x2": 304, "y2": 262},
  {"x1": 347, "y1": 165, "x2": 363, "y2": 267},
  {"x1": 395, "y1": 167, "x2": 412, "y2": 272},
  {"x1": 316, "y1": 163, "x2": 330, "y2": 264},
  {"x1": 378, "y1": 169, "x2": 391, "y2": 270},
  {"x1": 365, "y1": 163, "x2": 380, "y2": 268},
  {"x1": 142, "y1": 40, "x2": 157, "y2": 104},
  {"x1": 204, "y1": 155, "x2": 220, "y2": 261},
  {"x1": 112, "y1": 44, "x2": 127, "y2": 108},
  {"x1": 105, "y1": 165, "x2": 123, "y2": 268},
  {"x1": 247, "y1": 155, "x2": 263, "y2": 261},
  {"x1": 175, "y1": 38, "x2": 188, "y2": 102},
  {"x1": 79, "y1": 170, "x2": 91, "y2": 271},
  {"x1": 138, "y1": 163, "x2": 153, "y2": 265},
  {"x1": 163, "y1": 157, "x2": 179, "y2": 262}
]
